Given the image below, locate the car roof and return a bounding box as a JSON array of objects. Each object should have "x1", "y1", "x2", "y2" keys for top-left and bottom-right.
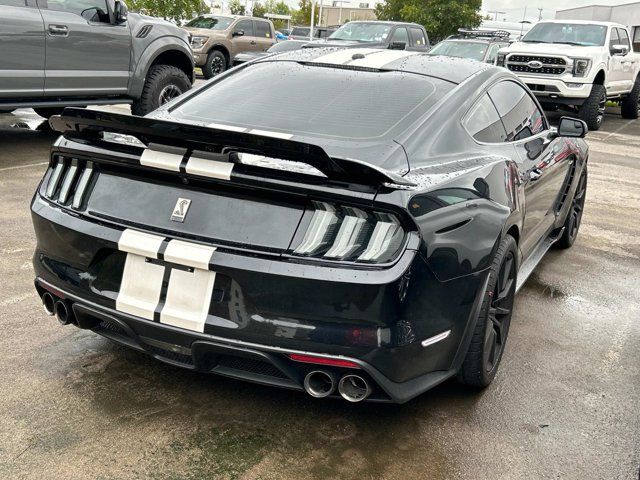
[
  {"x1": 340, "y1": 20, "x2": 423, "y2": 27},
  {"x1": 536, "y1": 19, "x2": 621, "y2": 27},
  {"x1": 260, "y1": 48, "x2": 491, "y2": 84}
]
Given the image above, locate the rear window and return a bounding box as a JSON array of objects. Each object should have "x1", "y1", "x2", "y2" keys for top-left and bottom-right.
[
  {"x1": 170, "y1": 61, "x2": 450, "y2": 140},
  {"x1": 255, "y1": 21, "x2": 272, "y2": 38},
  {"x1": 291, "y1": 27, "x2": 310, "y2": 36}
]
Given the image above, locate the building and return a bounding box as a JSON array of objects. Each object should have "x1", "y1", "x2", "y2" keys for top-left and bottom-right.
[
  {"x1": 318, "y1": 0, "x2": 379, "y2": 26},
  {"x1": 556, "y1": 2, "x2": 640, "y2": 50}
]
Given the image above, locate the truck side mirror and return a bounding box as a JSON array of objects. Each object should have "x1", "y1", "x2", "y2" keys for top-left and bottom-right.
[
  {"x1": 113, "y1": 0, "x2": 128, "y2": 24},
  {"x1": 389, "y1": 41, "x2": 406, "y2": 50},
  {"x1": 611, "y1": 44, "x2": 629, "y2": 56},
  {"x1": 557, "y1": 117, "x2": 587, "y2": 138}
]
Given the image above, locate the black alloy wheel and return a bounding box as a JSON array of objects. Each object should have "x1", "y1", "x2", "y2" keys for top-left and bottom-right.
[
  {"x1": 458, "y1": 234, "x2": 518, "y2": 387},
  {"x1": 556, "y1": 167, "x2": 587, "y2": 249},
  {"x1": 158, "y1": 84, "x2": 183, "y2": 106},
  {"x1": 484, "y1": 250, "x2": 516, "y2": 373}
]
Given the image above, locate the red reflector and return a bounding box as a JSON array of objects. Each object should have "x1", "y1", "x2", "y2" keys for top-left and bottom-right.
[{"x1": 288, "y1": 354, "x2": 360, "y2": 369}]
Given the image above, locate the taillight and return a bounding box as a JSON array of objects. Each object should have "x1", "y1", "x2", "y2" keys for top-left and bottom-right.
[
  {"x1": 44, "y1": 155, "x2": 94, "y2": 209},
  {"x1": 291, "y1": 201, "x2": 406, "y2": 264}
]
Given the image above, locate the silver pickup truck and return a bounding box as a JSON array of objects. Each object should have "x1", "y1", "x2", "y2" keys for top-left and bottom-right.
[{"x1": 0, "y1": 0, "x2": 194, "y2": 117}]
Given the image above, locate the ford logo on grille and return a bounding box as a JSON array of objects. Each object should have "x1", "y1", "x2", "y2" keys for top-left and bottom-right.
[{"x1": 527, "y1": 60, "x2": 543, "y2": 69}]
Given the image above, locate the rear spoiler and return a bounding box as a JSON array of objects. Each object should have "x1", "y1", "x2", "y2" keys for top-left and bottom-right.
[{"x1": 50, "y1": 108, "x2": 416, "y2": 188}]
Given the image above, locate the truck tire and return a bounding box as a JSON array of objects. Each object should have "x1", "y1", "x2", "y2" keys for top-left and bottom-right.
[
  {"x1": 33, "y1": 107, "x2": 66, "y2": 118},
  {"x1": 621, "y1": 77, "x2": 640, "y2": 119},
  {"x1": 578, "y1": 84, "x2": 606, "y2": 131},
  {"x1": 132, "y1": 65, "x2": 191, "y2": 117},
  {"x1": 203, "y1": 50, "x2": 227, "y2": 79}
]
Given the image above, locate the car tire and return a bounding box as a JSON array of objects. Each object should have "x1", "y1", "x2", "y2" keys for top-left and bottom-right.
[
  {"x1": 578, "y1": 84, "x2": 606, "y2": 131},
  {"x1": 555, "y1": 166, "x2": 587, "y2": 250},
  {"x1": 458, "y1": 234, "x2": 517, "y2": 388},
  {"x1": 132, "y1": 65, "x2": 191, "y2": 117},
  {"x1": 620, "y1": 77, "x2": 640, "y2": 119},
  {"x1": 203, "y1": 50, "x2": 227, "y2": 79},
  {"x1": 33, "y1": 107, "x2": 66, "y2": 119}
]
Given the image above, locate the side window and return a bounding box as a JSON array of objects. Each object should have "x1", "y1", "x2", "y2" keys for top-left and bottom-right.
[
  {"x1": 235, "y1": 20, "x2": 254, "y2": 37},
  {"x1": 463, "y1": 94, "x2": 507, "y2": 143},
  {"x1": 391, "y1": 27, "x2": 408, "y2": 44},
  {"x1": 609, "y1": 28, "x2": 620, "y2": 50},
  {"x1": 633, "y1": 26, "x2": 640, "y2": 52},
  {"x1": 489, "y1": 81, "x2": 546, "y2": 142},
  {"x1": 0, "y1": 0, "x2": 27, "y2": 6},
  {"x1": 254, "y1": 21, "x2": 272, "y2": 39},
  {"x1": 45, "y1": 0, "x2": 110, "y2": 21},
  {"x1": 409, "y1": 27, "x2": 427, "y2": 47},
  {"x1": 617, "y1": 28, "x2": 631, "y2": 50}
]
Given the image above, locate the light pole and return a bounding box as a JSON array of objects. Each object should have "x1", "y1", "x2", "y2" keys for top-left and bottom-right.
[
  {"x1": 318, "y1": 0, "x2": 324, "y2": 27},
  {"x1": 310, "y1": 0, "x2": 315, "y2": 41}
]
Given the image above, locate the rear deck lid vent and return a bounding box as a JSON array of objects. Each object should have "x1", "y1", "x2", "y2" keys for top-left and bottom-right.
[{"x1": 44, "y1": 156, "x2": 94, "y2": 210}]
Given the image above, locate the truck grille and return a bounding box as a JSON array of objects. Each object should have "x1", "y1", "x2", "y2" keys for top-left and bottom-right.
[{"x1": 506, "y1": 55, "x2": 568, "y2": 76}]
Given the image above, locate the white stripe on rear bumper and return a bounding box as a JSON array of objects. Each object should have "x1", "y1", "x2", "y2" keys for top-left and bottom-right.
[
  {"x1": 118, "y1": 229, "x2": 165, "y2": 258},
  {"x1": 163, "y1": 239, "x2": 216, "y2": 270}
]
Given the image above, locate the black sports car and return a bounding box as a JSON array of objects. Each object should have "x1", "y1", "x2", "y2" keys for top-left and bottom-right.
[{"x1": 32, "y1": 48, "x2": 588, "y2": 403}]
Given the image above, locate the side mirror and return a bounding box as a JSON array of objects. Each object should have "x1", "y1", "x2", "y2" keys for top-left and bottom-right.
[
  {"x1": 611, "y1": 44, "x2": 629, "y2": 56},
  {"x1": 389, "y1": 41, "x2": 406, "y2": 50},
  {"x1": 113, "y1": 0, "x2": 128, "y2": 24},
  {"x1": 232, "y1": 30, "x2": 245, "y2": 37},
  {"x1": 558, "y1": 116, "x2": 588, "y2": 138}
]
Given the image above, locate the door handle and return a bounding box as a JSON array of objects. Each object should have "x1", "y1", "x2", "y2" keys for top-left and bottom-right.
[
  {"x1": 250, "y1": 40, "x2": 256, "y2": 45},
  {"x1": 48, "y1": 24, "x2": 69, "y2": 37},
  {"x1": 529, "y1": 168, "x2": 543, "y2": 182}
]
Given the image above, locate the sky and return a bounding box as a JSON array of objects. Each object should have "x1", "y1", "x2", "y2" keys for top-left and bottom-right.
[{"x1": 481, "y1": 0, "x2": 614, "y2": 22}]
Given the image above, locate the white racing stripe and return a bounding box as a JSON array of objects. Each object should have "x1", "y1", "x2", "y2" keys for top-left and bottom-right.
[
  {"x1": 186, "y1": 151, "x2": 234, "y2": 180},
  {"x1": 348, "y1": 50, "x2": 419, "y2": 68},
  {"x1": 118, "y1": 229, "x2": 165, "y2": 258},
  {"x1": 249, "y1": 129, "x2": 293, "y2": 139},
  {"x1": 311, "y1": 48, "x2": 375, "y2": 65},
  {"x1": 207, "y1": 122, "x2": 248, "y2": 132},
  {"x1": 163, "y1": 239, "x2": 216, "y2": 270},
  {"x1": 160, "y1": 268, "x2": 216, "y2": 333},
  {"x1": 140, "y1": 143, "x2": 187, "y2": 171}
]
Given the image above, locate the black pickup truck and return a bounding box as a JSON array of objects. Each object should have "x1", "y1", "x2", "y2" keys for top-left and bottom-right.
[{"x1": 304, "y1": 21, "x2": 430, "y2": 51}]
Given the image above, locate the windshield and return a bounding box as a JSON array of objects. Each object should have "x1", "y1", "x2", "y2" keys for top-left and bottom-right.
[
  {"x1": 429, "y1": 40, "x2": 488, "y2": 61},
  {"x1": 329, "y1": 23, "x2": 392, "y2": 42},
  {"x1": 522, "y1": 23, "x2": 607, "y2": 46},
  {"x1": 169, "y1": 61, "x2": 451, "y2": 143},
  {"x1": 186, "y1": 16, "x2": 234, "y2": 30}
]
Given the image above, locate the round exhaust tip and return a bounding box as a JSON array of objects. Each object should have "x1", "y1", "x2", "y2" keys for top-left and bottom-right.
[
  {"x1": 338, "y1": 374, "x2": 372, "y2": 403},
  {"x1": 42, "y1": 292, "x2": 55, "y2": 316},
  {"x1": 54, "y1": 301, "x2": 72, "y2": 326},
  {"x1": 304, "y1": 370, "x2": 336, "y2": 398}
]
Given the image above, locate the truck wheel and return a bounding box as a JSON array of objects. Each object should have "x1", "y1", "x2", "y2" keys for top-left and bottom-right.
[
  {"x1": 203, "y1": 50, "x2": 227, "y2": 79},
  {"x1": 578, "y1": 84, "x2": 606, "y2": 131},
  {"x1": 621, "y1": 77, "x2": 640, "y2": 119},
  {"x1": 33, "y1": 107, "x2": 66, "y2": 118},
  {"x1": 132, "y1": 65, "x2": 191, "y2": 116}
]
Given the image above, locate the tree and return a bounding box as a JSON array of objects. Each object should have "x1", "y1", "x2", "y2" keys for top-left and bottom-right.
[
  {"x1": 252, "y1": 1, "x2": 267, "y2": 17},
  {"x1": 375, "y1": 0, "x2": 482, "y2": 42},
  {"x1": 291, "y1": 0, "x2": 318, "y2": 26},
  {"x1": 229, "y1": 0, "x2": 246, "y2": 15},
  {"x1": 128, "y1": 0, "x2": 208, "y2": 23}
]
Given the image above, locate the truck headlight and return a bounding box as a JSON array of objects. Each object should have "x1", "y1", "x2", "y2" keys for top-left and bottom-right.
[
  {"x1": 572, "y1": 58, "x2": 591, "y2": 77},
  {"x1": 190, "y1": 36, "x2": 209, "y2": 50},
  {"x1": 496, "y1": 53, "x2": 506, "y2": 67}
]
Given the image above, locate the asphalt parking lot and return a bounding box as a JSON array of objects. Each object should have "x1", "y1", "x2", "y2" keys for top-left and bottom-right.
[{"x1": 0, "y1": 105, "x2": 638, "y2": 480}]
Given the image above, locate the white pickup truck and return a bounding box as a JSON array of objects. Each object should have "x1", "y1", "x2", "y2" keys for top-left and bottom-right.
[{"x1": 497, "y1": 20, "x2": 640, "y2": 130}]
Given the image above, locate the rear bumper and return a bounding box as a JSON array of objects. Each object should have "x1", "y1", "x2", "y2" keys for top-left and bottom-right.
[{"x1": 31, "y1": 193, "x2": 489, "y2": 403}]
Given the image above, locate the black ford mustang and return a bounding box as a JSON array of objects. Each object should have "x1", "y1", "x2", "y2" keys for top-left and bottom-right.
[{"x1": 32, "y1": 48, "x2": 588, "y2": 403}]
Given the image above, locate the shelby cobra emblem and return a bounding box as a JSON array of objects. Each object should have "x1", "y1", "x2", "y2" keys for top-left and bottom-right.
[{"x1": 171, "y1": 197, "x2": 191, "y2": 222}]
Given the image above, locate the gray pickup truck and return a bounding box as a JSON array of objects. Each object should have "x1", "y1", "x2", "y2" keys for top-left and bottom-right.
[{"x1": 0, "y1": 0, "x2": 194, "y2": 117}]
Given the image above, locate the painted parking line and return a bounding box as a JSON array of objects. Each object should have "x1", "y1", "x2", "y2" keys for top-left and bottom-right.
[{"x1": 0, "y1": 162, "x2": 48, "y2": 173}]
